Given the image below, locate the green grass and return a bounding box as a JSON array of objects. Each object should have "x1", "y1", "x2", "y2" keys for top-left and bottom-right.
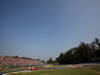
[
  {"x1": 45, "y1": 65, "x2": 67, "y2": 68},
  {"x1": 82, "y1": 65, "x2": 100, "y2": 72},
  {"x1": 0, "y1": 68, "x2": 23, "y2": 73},
  {"x1": 0, "y1": 65, "x2": 44, "y2": 73},
  {"x1": 8, "y1": 68, "x2": 99, "y2": 75}
]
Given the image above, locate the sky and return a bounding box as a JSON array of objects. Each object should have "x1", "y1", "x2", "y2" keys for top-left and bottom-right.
[{"x1": 0, "y1": 0, "x2": 100, "y2": 60}]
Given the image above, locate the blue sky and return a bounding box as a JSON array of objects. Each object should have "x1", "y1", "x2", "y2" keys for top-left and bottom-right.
[{"x1": 0, "y1": 0, "x2": 100, "y2": 60}]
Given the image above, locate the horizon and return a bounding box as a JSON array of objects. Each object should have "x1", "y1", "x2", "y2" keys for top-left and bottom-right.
[{"x1": 0, "y1": 0, "x2": 100, "y2": 60}]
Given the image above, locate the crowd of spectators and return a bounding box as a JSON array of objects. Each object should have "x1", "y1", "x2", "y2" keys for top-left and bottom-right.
[{"x1": 0, "y1": 56, "x2": 43, "y2": 66}]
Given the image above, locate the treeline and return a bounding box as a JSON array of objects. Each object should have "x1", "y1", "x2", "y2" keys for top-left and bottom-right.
[{"x1": 47, "y1": 38, "x2": 100, "y2": 64}]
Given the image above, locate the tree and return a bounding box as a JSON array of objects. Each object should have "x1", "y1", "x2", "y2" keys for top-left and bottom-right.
[
  {"x1": 94, "y1": 38, "x2": 100, "y2": 48},
  {"x1": 42, "y1": 60, "x2": 45, "y2": 63},
  {"x1": 93, "y1": 38, "x2": 100, "y2": 57},
  {"x1": 56, "y1": 53, "x2": 64, "y2": 64},
  {"x1": 47, "y1": 57, "x2": 54, "y2": 64},
  {"x1": 55, "y1": 38, "x2": 100, "y2": 64}
]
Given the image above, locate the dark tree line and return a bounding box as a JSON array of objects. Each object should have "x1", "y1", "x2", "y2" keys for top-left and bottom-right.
[{"x1": 55, "y1": 38, "x2": 100, "y2": 64}]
